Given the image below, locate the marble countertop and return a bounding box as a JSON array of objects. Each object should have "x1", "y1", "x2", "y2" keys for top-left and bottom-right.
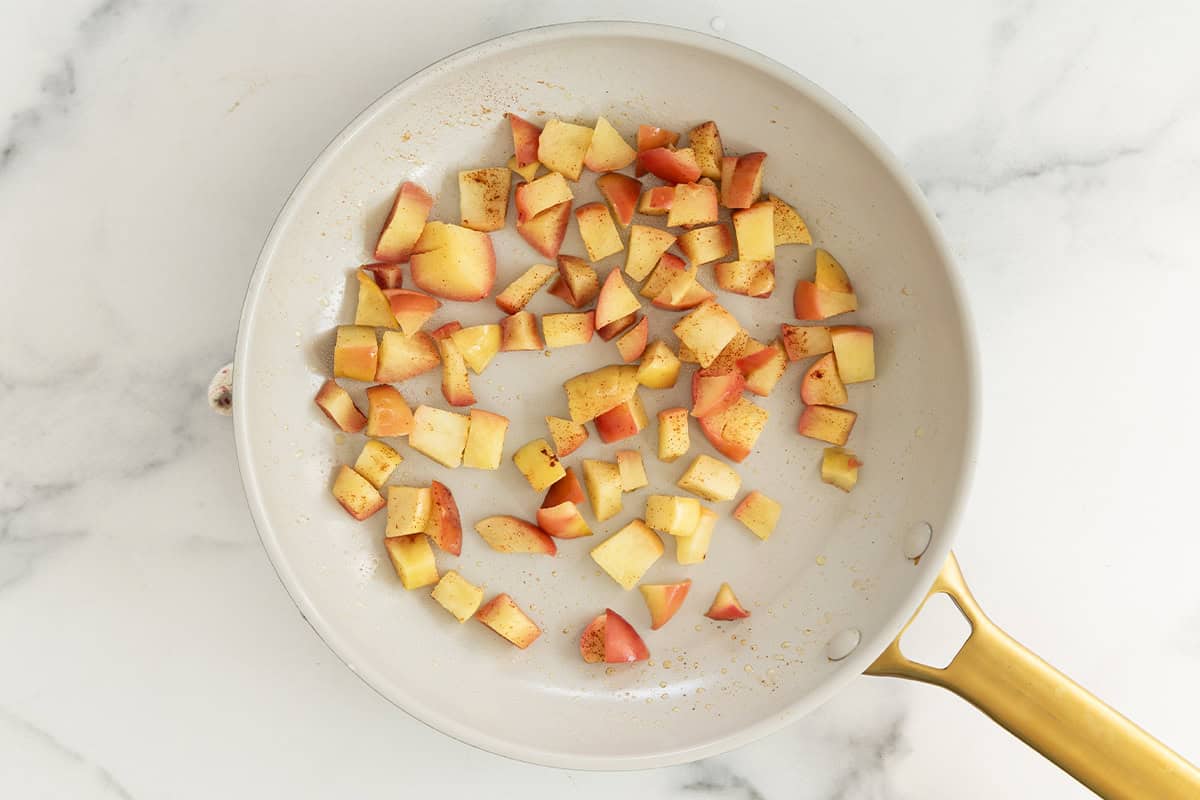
[{"x1": 3, "y1": 1, "x2": 1199, "y2": 797}]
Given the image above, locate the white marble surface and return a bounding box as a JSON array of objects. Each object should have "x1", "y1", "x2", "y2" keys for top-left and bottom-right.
[{"x1": 2, "y1": 1, "x2": 1198, "y2": 797}]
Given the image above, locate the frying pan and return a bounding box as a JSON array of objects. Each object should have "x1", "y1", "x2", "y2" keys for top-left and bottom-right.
[{"x1": 232, "y1": 21, "x2": 1199, "y2": 796}]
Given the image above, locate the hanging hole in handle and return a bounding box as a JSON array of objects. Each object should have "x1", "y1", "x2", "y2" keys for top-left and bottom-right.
[{"x1": 898, "y1": 592, "x2": 972, "y2": 669}]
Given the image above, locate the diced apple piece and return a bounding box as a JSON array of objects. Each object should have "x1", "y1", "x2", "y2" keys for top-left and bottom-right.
[
  {"x1": 363, "y1": 262, "x2": 404, "y2": 290},
  {"x1": 732, "y1": 201, "x2": 775, "y2": 261},
  {"x1": 639, "y1": 253, "x2": 686, "y2": 298},
  {"x1": 667, "y1": 182, "x2": 719, "y2": 227},
  {"x1": 829, "y1": 326, "x2": 876, "y2": 384},
  {"x1": 821, "y1": 447, "x2": 862, "y2": 492},
  {"x1": 678, "y1": 342, "x2": 699, "y2": 363},
  {"x1": 635, "y1": 125, "x2": 680, "y2": 175},
  {"x1": 797, "y1": 404, "x2": 857, "y2": 445},
  {"x1": 673, "y1": 300, "x2": 741, "y2": 368},
  {"x1": 656, "y1": 407, "x2": 690, "y2": 463},
  {"x1": 624, "y1": 225, "x2": 676, "y2": 281},
  {"x1": 590, "y1": 519, "x2": 663, "y2": 589},
  {"x1": 409, "y1": 405, "x2": 470, "y2": 468},
  {"x1": 495, "y1": 263, "x2": 555, "y2": 314},
  {"x1": 384, "y1": 289, "x2": 441, "y2": 337},
  {"x1": 575, "y1": 203, "x2": 624, "y2": 262},
  {"x1": 652, "y1": 268, "x2": 714, "y2": 311},
  {"x1": 431, "y1": 323, "x2": 475, "y2": 407},
  {"x1": 602, "y1": 609, "x2": 650, "y2": 663},
  {"x1": 537, "y1": 119, "x2": 594, "y2": 181},
  {"x1": 542, "y1": 467, "x2": 586, "y2": 508},
  {"x1": 448, "y1": 324, "x2": 501, "y2": 375},
  {"x1": 424, "y1": 480, "x2": 462, "y2": 555},
  {"x1": 737, "y1": 340, "x2": 788, "y2": 397},
  {"x1": 462, "y1": 408, "x2": 508, "y2": 470},
  {"x1": 595, "y1": 269, "x2": 643, "y2": 329},
  {"x1": 636, "y1": 185, "x2": 675, "y2": 216},
  {"x1": 541, "y1": 311, "x2": 595, "y2": 349},
  {"x1": 768, "y1": 194, "x2": 812, "y2": 245},
  {"x1": 736, "y1": 488, "x2": 787, "y2": 535},
  {"x1": 315, "y1": 379, "x2": 366, "y2": 433},
  {"x1": 780, "y1": 324, "x2": 833, "y2": 360},
  {"x1": 582, "y1": 459, "x2": 623, "y2": 522},
  {"x1": 458, "y1": 168, "x2": 510, "y2": 232},
  {"x1": 512, "y1": 438, "x2": 566, "y2": 491},
  {"x1": 678, "y1": 224, "x2": 733, "y2": 266},
  {"x1": 715, "y1": 259, "x2": 775, "y2": 298},
  {"x1": 331, "y1": 465, "x2": 385, "y2": 520},
  {"x1": 721, "y1": 153, "x2": 766, "y2": 209},
  {"x1": 699, "y1": 397, "x2": 768, "y2": 462},
  {"x1": 555, "y1": 254, "x2": 601, "y2": 308},
  {"x1": 476, "y1": 593, "x2": 541, "y2": 649},
  {"x1": 677, "y1": 454, "x2": 740, "y2": 501},
  {"x1": 355, "y1": 270, "x2": 400, "y2": 329},
  {"x1": 374, "y1": 181, "x2": 433, "y2": 262},
  {"x1": 793, "y1": 281, "x2": 858, "y2": 320},
  {"x1": 506, "y1": 113, "x2": 541, "y2": 168},
  {"x1": 616, "y1": 450, "x2": 648, "y2": 491},
  {"x1": 431, "y1": 570, "x2": 484, "y2": 622},
  {"x1": 536, "y1": 501, "x2": 592, "y2": 539},
  {"x1": 675, "y1": 507, "x2": 717, "y2": 564},
  {"x1": 636, "y1": 341, "x2": 681, "y2": 389},
  {"x1": 688, "y1": 120, "x2": 724, "y2": 180},
  {"x1": 353, "y1": 440, "x2": 403, "y2": 489},
  {"x1": 594, "y1": 393, "x2": 649, "y2": 444},
  {"x1": 499, "y1": 311, "x2": 544, "y2": 351},
  {"x1": 596, "y1": 312, "x2": 639, "y2": 342},
  {"x1": 638, "y1": 146, "x2": 701, "y2": 183},
  {"x1": 579, "y1": 614, "x2": 606, "y2": 663},
  {"x1": 690, "y1": 371, "x2": 745, "y2": 418},
  {"x1": 615, "y1": 317, "x2": 649, "y2": 362},
  {"x1": 506, "y1": 155, "x2": 539, "y2": 181},
  {"x1": 515, "y1": 172, "x2": 573, "y2": 224},
  {"x1": 815, "y1": 248, "x2": 853, "y2": 293},
  {"x1": 383, "y1": 533, "x2": 439, "y2": 590},
  {"x1": 640, "y1": 579, "x2": 692, "y2": 630},
  {"x1": 563, "y1": 364, "x2": 638, "y2": 423},
  {"x1": 596, "y1": 173, "x2": 641, "y2": 228},
  {"x1": 705, "y1": 583, "x2": 750, "y2": 620},
  {"x1": 474, "y1": 515, "x2": 557, "y2": 555},
  {"x1": 584, "y1": 116, "x2": 636, "y2": 172},
  {"x1": 387, "y1": 486, "x2": 432, "y2": 536},
  {"x1": 645, "y1": 495, "x2": 702, "y2": 537},
  {"x1": 409, "y1": 222, "x2": 497, "y2": 301},
  {"x1": 699, "y1": 329, "x2": 756, "y2": 377},
  {"x1": 800, "y1": 353, "x2": 848, "y2": 405},
  {"x1": 544, "y1": 416, "x2": 587, "y2": 458},
  {"x1": 333, "y1": 325, "x2": 378, "y2": 382},
  {"x1": 516, "y1": 200, "x2": 571, "y2": 259}
]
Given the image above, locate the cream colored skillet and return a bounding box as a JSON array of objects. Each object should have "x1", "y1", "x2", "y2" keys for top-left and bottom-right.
[{"x1": 232, "y1": 21, "x2": 1199, "y2": 797}]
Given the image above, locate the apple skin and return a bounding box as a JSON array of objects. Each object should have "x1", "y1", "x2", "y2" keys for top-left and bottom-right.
[
  {"x1": 637, "y1": 147, "x2": 701, "y2": 183},
  {"x1": 705, "y1": 583, "x2": 751, "y2": 620},
  {"x1": 639, "y1": 580, "x2": 692, "y2": 630}
]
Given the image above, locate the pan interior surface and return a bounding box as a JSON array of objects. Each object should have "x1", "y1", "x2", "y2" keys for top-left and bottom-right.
[{"x1": 234, "y1": 23, "x2": 975, "y2": 769}]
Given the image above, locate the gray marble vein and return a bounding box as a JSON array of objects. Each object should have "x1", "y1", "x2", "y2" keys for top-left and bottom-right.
[{"x1": 0, "y1": 706, "x2": 135, "y2": 799}]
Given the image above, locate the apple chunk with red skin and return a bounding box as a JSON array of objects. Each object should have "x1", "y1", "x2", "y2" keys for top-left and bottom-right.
[
  {"x1": 409, "y1": 222, "x2": 496, "y2": 301},
  {"x1": 384, "y1": 289, "x2": 441, "y2": 336},
  {"x1": 691, "y1": 370, "x2": 745, "y2": 417},
  {"x1": 474, "y1": 515, "x2": 557, "y2": 555},
  {"x1": 515, "y1": 173, "x2": 573, "y2": 224},
  {"x1": 737, "y1": 340, "x2": 788, "y2": 397},
  {"x1": 673, "y1": 300, "x2": 741, "y2": 368},
  {"x1": 732, "y1": 201, "x2": 775, "y2": 261},
  {"x1": 821, "y1": 447, "x2": 862, "y2": 492},
  {"x1": 506, "y1": 112, "x2": 541, "y2": 168},
  {"x1": 830, "y1": 326, "x2": 876, "y2": 383},
  {"x1": 769, "y1": 194, "x2": 812, "y2": 245},
  {"x1": 657, "y1": 407, "x2": 690, "y2": 463},
  {"x1": 424, "y1": 480, "x2": 462, "y2": 555},
  {"x1": 354, "y1": 269, "x2": 398, "y2": 329},
  {"x1": 536, "y1": 501, "x2": 591, "y2": 539},
  {"x1": 374, "y1": 181, "x2": 433, "y2": 262},
  {"x1": 458, "y1": 168, "x2": 510, "y2": 232},
  {"x1": 563, "y1": 364, "x2": 639, "y2": 423},
  {"x1": 594, "y1": 393, "x2": 649, "y2": 444},
  {"x1": 816, "y1": 248, "x2": 853, "y2": 292},
  {"x1": 800, "y1": 353, "x2": 848, "y2": 406},
  {"x1": 542, "y1": 311, "x2": 595, "y2": 348},
  {"x1": 462, "y1": 408, "x2": 508, "y2": 470},
  {"x1": 583, "y1": 116, "x2": 637, "y2": 172},
  {"x1": 537, "y1": 119, "x2": 594, "y2": 181},
  {"x1": 698, "y1": 397, "x2": 769, "y2": 463},
  {"x1": 635, "y1": 124, "x2": 680, "y2": 176},
  {"x1": 637, "y1": 185, "x2": 674, "y2": 216},
  {"x1": 431, "y1": 323, "x2": 475, "y2": 407},
  {"x1": 638, "y1": 146, "x2": 701, "y2": 183},
  {"x1": 450, "y1": 324, "x2": 501, "y2": 374},
  {"x1": 575, "y1": 203, "x2": 624, "y2": 262},
  {"x1": 715, "y1": 260, "x2": 775, "y2": 298},
  {"x1": 542, "y1": 467, "x2": 586, "y2": 508},
  {"x1": 595, "y1": 312, "x2": 638, "y2": 342},
  {"x1": 733, "y1": 490, "x2": 782, "y2": 540},
  {"x1": 331, "y1": 465, "x2": 385, "y2": 520},
  {"x1": 409, "y1": 404, "x2": 470, "y2": 468},
  {"x1": 596, "y1": 173, "x2": 641, "y2": 228},
  {"x1": 315, "y1": 379, "x2": 366, "y2": 433},
  {"x1": 720, "y1": 153, "x2": 766, "y2": 209},
  {"x1": 652, "y1": 268, "x2": 714, "y2": 311},
  {"x1": 793, "y1": 281, "x2": 858, "y2": 320},
  {"x1": 615, "y1": 317, "x2": 649, "y2": 362},
  {"x1": 499, "y1": 311, "x2": 544, "y2": 351},
  {"x1": 640, "y1": 580, "x2": 692, "y2": 630},
  {"x1": 333, "y1": 325, "x2": 378, "y2": 382},
  {"x1": 705, "y1": 583, "x2": 750, "y2": 620},
  {"x1": 495, "y1": 263, "x2": 555, "y2": 314},
  {"x1": 678, "y1": 224, "x2": 733, "y2": 266},
  {"x1": 374, "y1": 330, "x2": 440, "y2": 382},
  {"x1": 667, "y1": 182, "x2": 719, "y2": 228},
  {"x1": 365, "y1": 384, "x2": 413, "y2": 437},
  {"x1": 545, "y1": 416, "x2": 588, "y2": 457},
  {"x1": 624, "y1": 225, "x2": 676, "y2": 281},
  {"x1": 554, "y1": 255, "x2": 600, "y2": 308},
  {"x1": 517, "y1": 200, "x2": 571, "y2": 259},
  {"x1": 798, "y1": 404, "x2": 857, "y2": 445},
  {"x1": 476, "y1": 593, "x2": 541, "y2": 649},
  {"x1": 640, "y1": 253, "x2": 686, "y2": 298},
  {"x1": 689, "y1": 120, "x2": 724, "y2": 180},
  {"x1": 595, "y1": 268, "x2": 643, "y2": 328},
  {"x1": 780, "y1": 324, "x2": 833, "y2": 360},
  {"x1": 579, "y1": 609, "x2": 650, "y2": 664},
  {"x1": 362, "y1": 262, "x2": 403, "y2": 290}
]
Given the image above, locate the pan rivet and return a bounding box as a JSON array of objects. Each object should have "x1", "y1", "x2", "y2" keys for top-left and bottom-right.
[
  {"x1": 904, "y1": 522, "x2": 933, "y2": 560},
  {"x1": 826, "y1": 628, "x2": 861, "y2": 661}
]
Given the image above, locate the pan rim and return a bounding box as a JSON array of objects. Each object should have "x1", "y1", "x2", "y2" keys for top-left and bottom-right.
[{"x1": 233, "y1": 19, "x2": 979, "y2": 770}]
